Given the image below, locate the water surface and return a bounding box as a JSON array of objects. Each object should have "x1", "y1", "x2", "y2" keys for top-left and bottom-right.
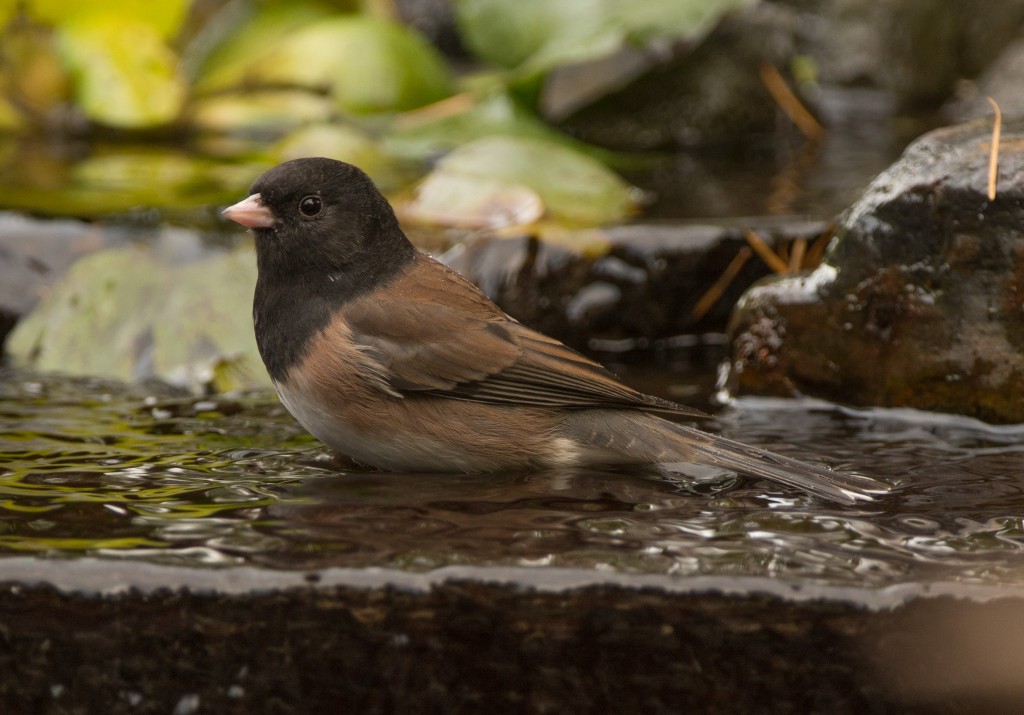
[{"x1": 3, "y1": 368, "x2": 1022, "y2": 590}]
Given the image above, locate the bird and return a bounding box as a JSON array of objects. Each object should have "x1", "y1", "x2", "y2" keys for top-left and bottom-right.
[{"x1": 222, "y1": 157, "x2": 888, "y2": 505}]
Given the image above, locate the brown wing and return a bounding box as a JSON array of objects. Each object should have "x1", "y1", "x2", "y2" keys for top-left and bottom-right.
[{"x1": 344, "y1": 253, "x2": 707, "y2": 418}]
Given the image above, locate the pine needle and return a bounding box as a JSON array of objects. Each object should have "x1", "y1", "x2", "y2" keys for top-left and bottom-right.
[
  {"x1": 690, "y1": 247, "x2": 752, "y2": 322},
  {"x1": 987, "y1": 96, "x2": 1001, "y2": 201},
  {"x1": 393, "y1": 92, "x2": 475, "y2": 129},
  {"x1": 744, "y1": 229, "x2": 789, "y2": 274},
  {"x1": 805, "y1": 229, "x2": 832, "y2": 268},
  {"x1": 788, "y1": 237, "x2": 807, "y2": 271},
  {"x1": 759, "y1": 63, "x2": 825, "y2": 143}
]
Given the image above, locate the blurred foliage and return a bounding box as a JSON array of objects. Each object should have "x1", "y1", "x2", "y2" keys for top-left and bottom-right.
[
  {"x1": 56, "y1": 15, "x2": 187, "y2": 127},
  {"x1": 0, "y1": 0, "x2": 747, "y2": 226},
  {"x1": 0, "y1": 0, "x2": 754, "y2": 388},
  {"x1": 198, "y1": 15, "x2": 453, "y2": 114},
  {"x1": 0, "y1": 141, "x2": 267, "y2": 218},
  {"x1": 454, "y1": 0, "x2": 749, "y2": 79},
  {"x1": 26, "y1": 0, "x2": 192, "y2": 38}
]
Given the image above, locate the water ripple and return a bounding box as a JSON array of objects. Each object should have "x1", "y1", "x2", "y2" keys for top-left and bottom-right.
[{"x1": 2, "y1": 371, "x2": 1024, "y2": 587}]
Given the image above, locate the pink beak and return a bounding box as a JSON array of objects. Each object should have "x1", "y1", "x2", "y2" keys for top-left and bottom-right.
[{"x1": 222, "y1": 193, "x2": 277, "y2": 229}]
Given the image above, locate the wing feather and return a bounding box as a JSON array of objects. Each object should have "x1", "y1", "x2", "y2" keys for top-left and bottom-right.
[{"x1": 343, "y1": 254, "x2": 706, "y2": 418}]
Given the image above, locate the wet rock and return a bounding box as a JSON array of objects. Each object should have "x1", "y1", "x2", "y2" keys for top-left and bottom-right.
[
  {"x1": 442, "y1": 220, "x2": 829, "y2": 353},
  {"x1": 0, "y1": 213, "x2": 127, "y2": 351},
  {"x1": 799, "y1": 0, "x2": 961, "y2": 109},
  {"x1": 946, "y1": 30, "x2": 1024, "y2": 122},
  {"x1": 954, "y1": 0, "x2": 1024, "y2": 78},
  {"x1": 723, "y1": 118, "x2": 1024, "y2": 423},
  {"x1": 793, "y1": 0, "x2": 1024, "y2": 110},
  {"x1": 550, "y1": 0, "x2": 1024, "y2": 150},
  {"x1": 394, "y1": 0, "x2": 468, "y2": 59},
  {"x1": 555, "y1": 4, "x2": 798, "y2": 149}
]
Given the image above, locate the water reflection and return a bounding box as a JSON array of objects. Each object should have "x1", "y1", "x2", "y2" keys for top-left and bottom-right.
[{"x1": 2, "y1": 370, "x2": 1024, "y2": 587}]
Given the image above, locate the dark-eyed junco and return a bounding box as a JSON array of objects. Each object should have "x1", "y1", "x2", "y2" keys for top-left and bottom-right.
[{"x1": 223, "y1": 158, "x2": 887, "y2": 504}]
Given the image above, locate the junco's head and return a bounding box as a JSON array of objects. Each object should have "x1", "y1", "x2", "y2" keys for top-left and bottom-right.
[{"x1": 224, "y1": 158, "x2": 413, "y2": 281}]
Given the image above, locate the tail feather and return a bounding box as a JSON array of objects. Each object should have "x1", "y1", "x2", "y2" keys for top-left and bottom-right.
[
  {"x1": 562, "y1": 412, "x2": 889, "y2": 505},
  {"x1": 679, "y1": 426, "x2": 886, "y2": 505}
]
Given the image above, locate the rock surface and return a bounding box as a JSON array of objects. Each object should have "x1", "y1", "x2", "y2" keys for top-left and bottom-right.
[
  {"x1": 556, "y1": 4, "x2": 797, "y2": 149},
  {"x1": 443, "y1": 220, "x2": 828, "y2": 353},
  {"x1": 723, "y1": 118, "x2": 1024, "y2": 422},
  {"x1": 0, "y1": 214, "x2": 124, "y2": 349}
]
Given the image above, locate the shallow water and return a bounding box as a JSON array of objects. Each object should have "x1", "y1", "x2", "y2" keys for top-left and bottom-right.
[{"x1": 3, "y1": 367, "x2": 1023, "y2": 590}]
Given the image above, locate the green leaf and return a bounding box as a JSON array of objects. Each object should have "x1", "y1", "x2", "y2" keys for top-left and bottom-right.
[
  {"x1": 27, "y1": 0, "x2": 192, "y2": 38},
  {"x1": 411, "y1": 136, "x2": 638, "y2": 226},
  {"x1": 56, "y1": 15, "x2": 186, "y2": 128},
  {"x1": 384, "y1": 91, "x2": 576, "y2": 161},
  {"x1": 455, "y1": 0, "x2": 616, "y2": 73},
  {"x1": 198, "y1": 15, "x2": 452, "y2": 115},
  {"x1": 455, "y1": 0, "x2": 753, "y2": 78},
  {"x1": 0, "y1": 0, "x2": 18, "y2": 28},
  {"x1": 609, "y1": 0, "x2": 754, "y2": 44},
  {"x1": 195, "y1": 2, "x2": 335, "y2": 88},
  {"x1": 7, "y1": 243, "x2": 269, "y2": 392}
]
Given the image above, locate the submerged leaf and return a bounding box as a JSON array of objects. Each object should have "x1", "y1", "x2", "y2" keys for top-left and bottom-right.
[
  {"x1": 7, "y1": 242, "x2": 268, "y2": 392},
  {"x1": 404, "y1": 172, "x2": 544, "y2": 229},
  {"x1": 431, "y1": 136, "x2": 638, "y2": 225}
]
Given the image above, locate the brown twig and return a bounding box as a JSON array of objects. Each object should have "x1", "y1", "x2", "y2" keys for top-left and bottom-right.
[
  {"x1": 363, "y1": 0, "x2": 399, "y2": 20},
  {"x1": 804, "y1": 229, "x2": 832, "y2": 268},
  {"x1": 776, "y1": 239, "x2": 790, "y2": 265},
  {"x1": 987, "y1": 96, "x2": 1001, "y2": 201},
  {"x1": 759, "y1": 63, "x2": 825, "y2": 143},
  {"x1": 744, "y1": 229, "x2": 789, "y2": 274},
  {"x1": 787, "y1": 237, "x2": 807, "y2": 272},
  {"x1": 690, "y1": 247, "x2": 752, "y2": 322},
  {"x1": 393, "y1": 92, "x2": 476, "y2": 129}
]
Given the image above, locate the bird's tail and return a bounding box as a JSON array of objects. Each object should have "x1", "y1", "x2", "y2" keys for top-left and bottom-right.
[
  {"x1": 668, "y1": 423, "x2": 887, "y2": 504},
  {"x1": 563, "y1": 412, "x2": 889, "y2": 505}
]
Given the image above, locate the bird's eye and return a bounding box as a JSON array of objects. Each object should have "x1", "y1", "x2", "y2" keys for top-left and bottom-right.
[{"x1": 298, "y1": 195, "x2": 322, "y2": 217}]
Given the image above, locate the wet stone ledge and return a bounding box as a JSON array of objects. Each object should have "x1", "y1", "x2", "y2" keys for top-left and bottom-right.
[{"x1": 1, "y1": 566, "x2": 1023, "y2": 714}]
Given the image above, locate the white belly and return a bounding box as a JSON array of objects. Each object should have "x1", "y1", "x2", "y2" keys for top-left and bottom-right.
[{"x1": 274, "y1": 378, "x2": 447, "y2": 470}]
